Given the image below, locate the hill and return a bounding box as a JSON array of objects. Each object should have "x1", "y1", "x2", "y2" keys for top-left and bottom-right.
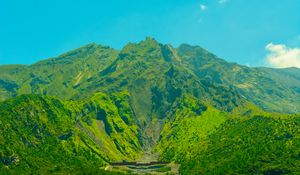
[{"x1": 0, "y1": 93, "x2": 141, "y2": 174}]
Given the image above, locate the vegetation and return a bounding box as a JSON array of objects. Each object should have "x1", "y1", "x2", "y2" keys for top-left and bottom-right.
[
  {"x1": 0, "y1": 94, "x2": 141, "y2": 174},
  {"x1": 177, "y1": 44, "x2": 300, "y2": 113},
  {"x1": 156, "y1": 100, "x2": 300, "y2": 174}
]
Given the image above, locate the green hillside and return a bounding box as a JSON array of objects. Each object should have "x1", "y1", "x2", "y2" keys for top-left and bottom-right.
[
  {"x1": 0, "y1": 93, "x2": 141, "y2": 174},
  {"x1": 177, "y1": 44, "x2": 300, "y2": 113},
  {"x1": 155, "y1": 99, "x2": 300, "y2": 174},
  {"x1": 190, "y1": 115, "x2": 300, "y2": 175}
]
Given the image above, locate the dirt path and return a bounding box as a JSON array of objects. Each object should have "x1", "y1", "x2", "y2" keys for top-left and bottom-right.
[
  {"x1": 106, "y1": 151, "x2": 179, "y2": 174},
  {"x1": 106, "y1": 162, "x2": 180, "y2": 175}
]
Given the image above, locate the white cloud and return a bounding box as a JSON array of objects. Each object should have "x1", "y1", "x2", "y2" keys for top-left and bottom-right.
[
  {"x1": 218, "y1": 0, "x2": 228, "y2": 4},
  {"x1": 266, "y1": 43, "x2": 300, "y2": 68},
  {"x1": 200, "y1": 4, "x2": 207, "y2": 11}
]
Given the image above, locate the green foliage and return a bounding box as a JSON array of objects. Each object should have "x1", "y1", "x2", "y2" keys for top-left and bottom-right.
[
  {"x1": 159, "y1": 113, "x2": 300, "y2": 175},
  {"x1": 0, "y1": 95, "x2": 104, "y2": 174},
  {"x1": 156, "y1": 96, "x2": 227, "y2": 163}
]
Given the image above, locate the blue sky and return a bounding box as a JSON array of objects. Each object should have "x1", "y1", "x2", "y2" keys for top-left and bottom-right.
[{"x1": 1, "y1": 0, "x2": 300, "y2": 67}]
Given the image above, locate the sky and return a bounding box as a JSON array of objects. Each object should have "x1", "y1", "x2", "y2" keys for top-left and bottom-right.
[{"x1": 1, "y1": 0, "x2": 300, "y2": 67}]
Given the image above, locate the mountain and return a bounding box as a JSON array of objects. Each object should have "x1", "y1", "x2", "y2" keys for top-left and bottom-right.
[
  {"x1": 1, "y1": 37, "x2": 300, "y2": 174},
  {"x1": 177, "y1": 44, "x2": 300, "y2": 113},
  {"x1": 1, "y1": 38, "x2": 300, "y2": 114}
]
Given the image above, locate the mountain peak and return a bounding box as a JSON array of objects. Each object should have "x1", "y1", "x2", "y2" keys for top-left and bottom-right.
[
  {"x1": 138, "y1": 36, "x2": 160, "y2": 46},
  {"x1": 144, "y1": 36, "x2": 158, "y2": 42},
  {"x1": 120, "y1": 37, "x2": 162, "y2": 58}
]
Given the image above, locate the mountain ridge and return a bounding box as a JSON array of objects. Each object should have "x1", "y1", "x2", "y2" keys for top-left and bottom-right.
[{"x1": 1, "y1": 38, "x2": 300, "y2": 113}]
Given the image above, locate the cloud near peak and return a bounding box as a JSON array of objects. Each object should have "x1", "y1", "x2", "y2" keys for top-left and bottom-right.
[{"x1": 266, "y1": 43, "x2": 300, "y2": 68}]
